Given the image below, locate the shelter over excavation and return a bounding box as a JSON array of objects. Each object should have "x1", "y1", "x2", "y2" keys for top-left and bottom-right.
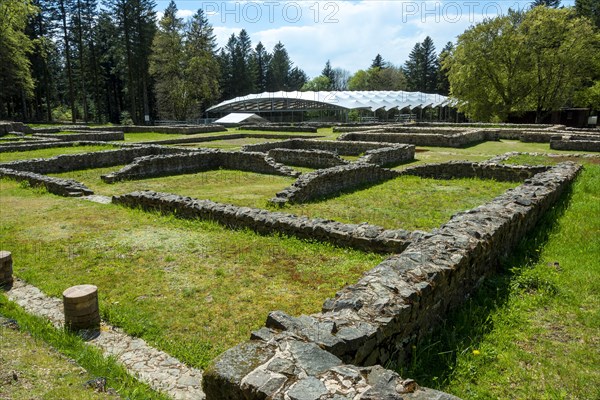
[{"x1": 207, "y1": 90, "x2": 453, "y2": 122}]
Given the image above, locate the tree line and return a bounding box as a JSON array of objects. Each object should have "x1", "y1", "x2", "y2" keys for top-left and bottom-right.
[{"x1": 1, "y1": 0, "x2": 598, "y2": 124}]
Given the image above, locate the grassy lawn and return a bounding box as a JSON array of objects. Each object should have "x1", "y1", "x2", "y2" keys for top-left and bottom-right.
[
  {"x1": 282, "y1": 176, "x2": 517, "y2": 230},
  {"x1": 401, "y1": 162, "x2": 600, "y2": 399},
  {"x1": 0, "y1": 318, "x2": 119, "y2": 400},
  {"x1": 0, "y1": 301, "x2": 165, "y2": 399},
  {"x1": 504, "y1": 153, "x2": 600, "y2": 166},
  {"x1": 0, "y1": 180, "x2": 382, "y2": 367},
  {"x1": 51, "y1": 167, "x2": 296, "y2": 207},
  {"x1": 395, "y1": 140, "x2": 594, "y2": 168},
  {"x1": 0, "y1": 145, "x2": 117, "y2": 163}
]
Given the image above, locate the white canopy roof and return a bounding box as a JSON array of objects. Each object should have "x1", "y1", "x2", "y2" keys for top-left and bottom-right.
[
  {"x1": 214, "y1": 113, "x2": 267, "y2": 125},
  {"x1": 207, "y1": 91, "x2": 450, "y2": 113}
]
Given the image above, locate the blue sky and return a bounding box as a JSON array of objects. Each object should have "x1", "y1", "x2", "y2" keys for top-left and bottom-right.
[{"x1": 156, "y1": 1, "x2": 576, "y2": 77}]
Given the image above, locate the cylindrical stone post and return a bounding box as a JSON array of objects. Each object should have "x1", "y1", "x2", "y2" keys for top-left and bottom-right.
[
  {"x1": 63, "y1": 284, "x2": 100, "y2": 331},
  {"x1": 0, "y1": 251, "x2": 13, "y2": 287}
]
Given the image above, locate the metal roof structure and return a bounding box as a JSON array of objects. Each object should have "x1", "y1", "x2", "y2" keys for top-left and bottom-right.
[{"x1": 207, "y1": 91, "x2": 451, "y2": 114}]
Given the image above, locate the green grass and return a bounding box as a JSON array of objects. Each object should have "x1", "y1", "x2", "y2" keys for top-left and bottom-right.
[
  {"x1": 51, "y1": 168, "x2": 296, "y2": 207},
  {"x1": 394, "y1": 140, "x2": 594, "y2": 169},
  {"x1": 0, "y1": 296, "x2": 167, "y2": 399},
  {"x1": 0, "y1": 145, "x2": 116, "y2": 163},
  {"x1": 282, "y1": 176, "x2": 517, "y2": 230},
  {"x1": 399, "y1": 163, "x2": 600, "y2": 399},
  {"x1": 0, "y1": 180, "x2": 382, "y2": 367},
  {"x1": 504, "y1": 153, "x2": 600, "y2": 167}
]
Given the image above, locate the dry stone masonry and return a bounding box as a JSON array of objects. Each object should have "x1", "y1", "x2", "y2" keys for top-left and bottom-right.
[
  {"x1": 202, "y1": 162, "x2": 581, "y2": 399},
  {"x1": 101, "y1": 149, "x2": 299, "y2": 183},
  {"x1": 112, "y1": 191, "x2": 422, "y2": 254},
  {"x1": 267, "y1": 148, "x2": 349, "y2": 169},
  {"x1": 34, "y1": 130, "x2": 125, "y2": 142},
  {"x1": 0, "y1": 168, "x2": 93, "y2": 197}
]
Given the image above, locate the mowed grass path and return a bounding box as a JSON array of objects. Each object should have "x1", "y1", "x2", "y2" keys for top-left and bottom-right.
[
  {"x1": 404, "y1": 161, "x2": 600, "y2": 399},
  {"x1": 0, "y1": 180, "x2": 382, "y2": 367}
]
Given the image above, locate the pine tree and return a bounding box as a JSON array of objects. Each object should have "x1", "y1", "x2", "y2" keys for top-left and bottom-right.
[
  {"x1": 371, "y1": 54, "x2": 386, "y2": 69},
  {"x1": 436, "y1": 42, "x2": 454, "y2": 95},
  {"x1": 321, "y1": 60, "x2": 335, "y2": 90},
  {"x1": 184, "y1": 9, "x2": 220, "y2": 117},
  {"x1": 575, "y1": 0, "x2": 600, "y2": 29},
  {"x1": 254, "y1": 42, "x2": 271, "y2": 92},
  {"x1": 404, "y1": 36, "x2": 438, "y2": 92},
  {"x1": 266, "y1": 42, "x2": 291, "y2": 91},
  {"x1": 531, "y1": 0, "x2": 561, "y2": 8},
  {"x1": 150, "y1": 0, "x2": 185, "y2": 120}
]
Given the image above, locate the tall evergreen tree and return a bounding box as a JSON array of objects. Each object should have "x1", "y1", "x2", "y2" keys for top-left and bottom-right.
[
  {"x1": 404, "y1": 36, "x2": 438, "y2": 92},
  {"x1": 266, "y1": 42, "x2": 291, "y2": 91},
  {"x1": 371, "y1": 54, "x2": 386, "y2": 69},
  {"x1": 150, "y1": 0, "x2": 185, "y2": 120},
  {"x1": 321, "y1": 60, "x2": 335, "y2": 89},
  {"x1": 287, "y1": 67, "x2": 307, "y2": 90},
  {"x1": 184, "y1": 9, "x2": 220, "y2": 116},
  {"x1": 575, "y1": 0, "x2": 600, "y2": 29},
  {"x1": 104, "y1": 0, "x2": 156, "y2": 124},
  {"x1": 436, "y1": 42, "x2": 454, "y2": 95},
  {"x1": 254, "y1": 42, "x2": 270, "y2": 92},
  {"x1": 531, "y1": 0, "x2": 561, "y2": 8}
]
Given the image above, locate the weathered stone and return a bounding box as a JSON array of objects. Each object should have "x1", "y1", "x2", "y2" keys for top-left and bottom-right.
[{"x1": 287, "y1": 377, "x2": 328, "y2": 400}]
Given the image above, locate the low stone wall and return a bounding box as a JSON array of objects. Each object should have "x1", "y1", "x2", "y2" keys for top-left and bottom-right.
[
  {"x1": 400, "y1": 161, "x2": 549, "y2": 182},
  {"x1": 101, "y1": 149, "x2": 298, "y2": 183},
  {"x1": 271, "y1": 164, "x2": 399, "y2": 205},
  {"x1": 0, "y1": 121, "x2": 33, "y2": 135},
  {"x1": 89, "y1": 125, "x2": 227, "y2": 134},
  {"x1": 550, "y1": 137, "x2": 600, "y2": 152},
  {"x1": 267, "y1": 148, "x2": 348, "y2": 169},
  {"x1": 239, "y1": 125, "x2": 318, "y2": 133},
  {"x1": 202, "y1": 162, "x2": 581, "y2": 399},
  {"x1": 0, "y1": 145, "x2": 187, "y2": 174},
  {"x1": 34, "y1": 131, "x2": 125, "y2": 142},
  {"x1": 0, "y1": 168, "x2": 93, "y2": 197},
  {"x1": 338, "y1": 130, "x2": 494, "y2": 148},
  {"x1": 113, "y1": 191, "x2": 420, "y2": 254},
  {"x1": 242, "y1": 138, "x2": 410, "y2": 156},
  {"x1": 145, "y1": 133, "x2": 323, "y2": 145},
  {"x1": 0, "y1": 140, "x2": 117, "y2": 153},
  {"x1": 358, "y1": 145, "x2": 416, "y2": 166}
]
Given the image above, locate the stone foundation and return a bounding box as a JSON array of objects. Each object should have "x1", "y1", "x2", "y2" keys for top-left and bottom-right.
[
  {"x1": 0, "y1": 145, "x2": 188, "y2": 174},
  {"x1": 112, "y1": 191, "x2": 421, "y2": 254},
  {"x1": 242, "y1": 139, "x2": 409, "y2": 156},
  {"x1": 101, "y1": 149, "x2": 299, "y2": 183},
  {"x1": 240, "y1": 125, "x2": 318, "y2": 133},
  {"x1": 34, "y1": 131, "x2": 125, "y2": 142},
  {"x1": 267, "y1": 149, "x2": 348, "y2": 169},
  {"x1": 337, "y1": 130, "x2": 495, "y2": 148},
  {"x1": 550, "y1": 137, "x2": 600, "y2": 152},
  {"x1": 202, "y1": 162, "x2": 581, "y2": 399},
  {"x1": 0, "y1": 168, "x2": 93, "y2": 196},
  {"x1": 358, "y1": 146, "x2": 416, "y2": 166},
  {"x1": 271, "y1": 164, "x2": 400, "y2": 205}
]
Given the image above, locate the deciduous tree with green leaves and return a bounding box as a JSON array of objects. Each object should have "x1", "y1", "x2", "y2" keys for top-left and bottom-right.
[
  {"x1": 446, "y1": 7, "x2": 599, "y2": 122},
  {"x1": 0, "y1": 0, "x2": 38, "y2": 119}
]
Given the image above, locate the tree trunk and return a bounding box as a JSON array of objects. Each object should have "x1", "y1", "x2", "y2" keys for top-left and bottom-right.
[{"x1": 59, "y1": 0, "x2": 77, "y2": 123}]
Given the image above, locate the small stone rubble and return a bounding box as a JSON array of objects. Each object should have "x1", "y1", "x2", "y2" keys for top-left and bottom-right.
[
  {"x1": 4, "y1": 279, "x2": 205, "y2": 400},
  {"x1": 112, "y1": 191, "x2": 421, "y2": 254}
]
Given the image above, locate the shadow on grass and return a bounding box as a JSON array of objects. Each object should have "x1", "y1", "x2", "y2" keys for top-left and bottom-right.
[{"x1": 392, "y1": 182, "x2": 575, "y2": 389}]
